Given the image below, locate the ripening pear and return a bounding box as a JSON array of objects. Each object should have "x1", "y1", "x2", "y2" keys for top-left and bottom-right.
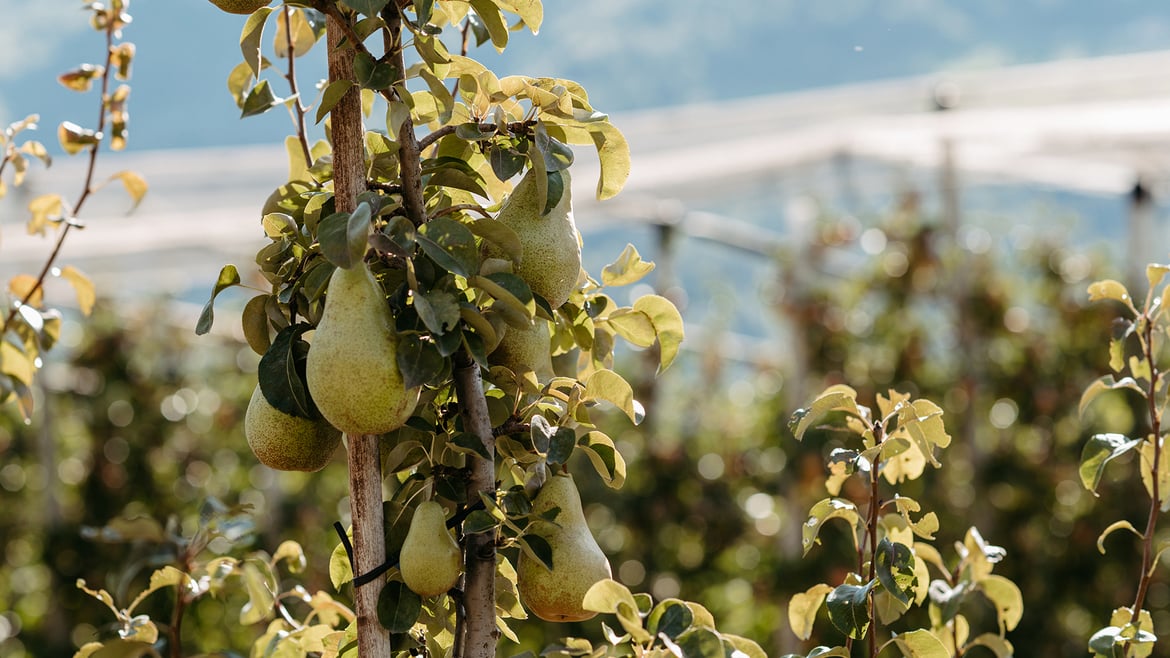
[
  {"x1": 305, "y1": 263, "x2": 420, "y2": 436},
  {"x1": 244, "y1": 385, "x2": 341, "y2": 472},
  {"x1": 518, "y1": 473, "x2": 612, "y2": 622},
  {"x1": 486, "y1": 168, "x2": 581, "y2": 309},
  {"x1": 206, "y1": 0, "x2": 270, "y2": 14},
  {"x1": 489, "y1": 318, "x2": 554, "y2": 381},
  {"x1": 400, "y1": 501, "x2": 462, "y2": 597}
]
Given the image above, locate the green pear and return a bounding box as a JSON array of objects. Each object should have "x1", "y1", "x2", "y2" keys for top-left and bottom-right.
[
  {"x1": 244, "y1": 385, "x2": 341, "y2": 472},
  {"x1": 486, "y1": 168, "x2": 581, "y2": 309},
  {"x1": 400, "y1": 500, "x2": 463, "y2": 597},
  {"x1": 305, "y1": 263, "x2": 420, "y2": 436},
  {"x1": 488, "y1": 318, "x2": 554, "y2": 381},
  {"x1": 518, "y1": 473, "x2": 612, "y2": 622}
]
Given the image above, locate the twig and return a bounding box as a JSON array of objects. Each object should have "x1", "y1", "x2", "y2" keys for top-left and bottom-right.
[
  {"x1": 418, "y1": 125, "x2": 458, "y2": 152},
  {"x1": 282, "y1": 6, "x2": 313, "y2": 168},
  {"x1": 2, "y1": 19, "x2": 118, "y2": 333}
]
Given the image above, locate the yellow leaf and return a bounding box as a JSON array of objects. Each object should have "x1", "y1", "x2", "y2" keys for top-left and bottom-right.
[
  {"x1": 58, "y1": 266, "x2": 96, "y2": 316},
  {"x1": 107, "y1": 170, "x2": 147, "y2": 210},
  {"x1": 8, "y1": 274, "x2": 43, "y2": 307},
  {"x1": 27, "y1": 193, "x2": 64, "y2": 235}
]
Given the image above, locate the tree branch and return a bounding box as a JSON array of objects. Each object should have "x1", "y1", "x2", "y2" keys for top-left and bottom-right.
[
  {"x1": 326, "y1": 13, "x2": 391, "y2": 658},
  {"x1": 454, "y1": 349, "x2": 498, "y2": 658},
  {"x1": 418, "y1": 125, "x2": 457, "y2": 152}
]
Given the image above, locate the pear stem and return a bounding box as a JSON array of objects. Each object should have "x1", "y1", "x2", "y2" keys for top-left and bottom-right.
[
  {"x1": 326, "y1": 14, "x2": 390, "y2": 657},
  {"x1": 454, "y1": 349, "x2": 498, "y2": 658}
]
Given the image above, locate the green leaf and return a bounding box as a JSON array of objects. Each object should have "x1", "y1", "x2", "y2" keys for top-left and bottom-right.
[
  {"x1": 788, "y1": 584, "x2": 833, "y2": 641},
  {"x1": 605, "y1": 309, "x2": 656, "y2": 348},
  {"x1": 790, "y1": 385, "x2": 862, "y2": 440},
  {"x1": 418, "y1": 217, "x2": 479, "y2": 278},
  {"x1": 376, "y1": 580, "x2": 422, "y2": 634},
  {"x1": 466, "y1": 216, "x2": 523, "y2": 265},
  {"x1": 489, "y1": 145, "x2": 526, "y2": 182},
  {"x1": 341, "y1": 0, "x2": 390, "y2": 17},
  {"x1": 195, "y1": 265, "x2": 241, "y2": 335},
  {"x1": 257, "y1": 324, "x2": 317, "y2": 419},
  {"x1": 875, "y1": 538, "x2": 917, "y2": 606},
  {"x1": 329, "y1": 531, "x2": 353, "y2": 588},
  {"x1": 646, "y1": 599, "x2": 694, "y2": 640},
  {"x1": 723, "y1": 635, "x2": 768, "y2": 658},
  {"x1": 579, "y1": 431, "x2": 627, "y2": 488},
  {"x1": 582, "y1": 579, "x2": 651, "y2": 643},
  {"x1": 1079, "y1": 376, "x2": 1145, "y2": 418},
  {"x1": 496, "y1": 0, "x2": 543, "y2": 32},
  {"x1": 671, "y1": 627, "x2": 722, "y2": 658},
  {"x1": 396, "y1": 333, "x2": 446, "y2": 390},
  {"x1": 242, "y1": 294, "x2": 272, "y2": 356},
  {"x1": 273, "y1": 540, "x2": 307, "y2": 574},
  {"x1": 1080, "y1": 433, "x2": 1143, "y2": 494},
  {"x1": 240, "y1": 79, "x2": 284, "y2": 118},
  {"x1": 519, "y1": 533, "x2": 553, "y2": 570},
  {"x1": 468, "y1": 0, "x2": 508, "y2": 49},
  {"x1": 239, "y1": 560, "x2": 276, "y2": 625},
  {"x1": 462, "y1": 509, "x2": 497, "y2": 534},
  {"x1": 825, "y1": 581, "x2": 873, "y2": 640},
  {"x1": 318, "y1": 202, "x2": 372, "y2": 269},
  {"x1": 1096, "y1": 519, "x2": 1143, "y2": 554},
  {"x1": 601, "y1": 243, "x2": 655, "y2": 287},
  {"x1": 546, "y1": 426, "x2": 576, "y2": 466},
  {"x1": 240, "y1": 7, "x2": 275, "y2": 79},
  {"x1": 583, "y1": 369, "x2": 638, "y2": 424},
  {"x1": 472, "y1": 273, "x2": 535, "y2": 328},
  {"x1": 802, "y1": 498, "x2": 863, "y2": 556},
  {"x1": 414, "y1": 289, "x2": 462, "y2": 335},
  {"x1": 979, "y1": 574, "x2": 1023, "y2": 633},
  {"x1": 316, "y1": 79, "x2": 354, "y2": 124},
  {"x1": 126, "y1": 566, "x2": 186, "y2": 615},
  {"x1": 887, "y1": 629, "x2": 949, "y2": 658},
  {"x1": 1087, "y1": 279, "x2": 1134, "y2": 306},
  {"x1": 589, "y1": 121, "x2": 630, "y2": 200},
  {"x1": 353, "y1": 51, "x2": 396, "y2": 91},
  {"x1": 965, "y1": 633, "x2": 1014, "y2": 658},
  {"x1": 634, "y1": 294, "x2": 685, "y2": 373}
]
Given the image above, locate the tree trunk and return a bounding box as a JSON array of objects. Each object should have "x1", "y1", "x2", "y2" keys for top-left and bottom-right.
[
  {"x1": 326, "y1": 14, "x2": 390, "y2": 657},
  {"x1": 454, "y1": 351, "x2": 498, "y2": 658}
]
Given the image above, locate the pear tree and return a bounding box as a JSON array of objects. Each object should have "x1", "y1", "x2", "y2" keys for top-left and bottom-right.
[{"x1": 192, "y1": 0, "x2": 697, "y2": 656}]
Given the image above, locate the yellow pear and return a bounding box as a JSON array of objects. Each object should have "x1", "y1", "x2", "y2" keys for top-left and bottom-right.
[
  {"x1": 305, "y1": 263, "x2": 420, "y2": 436},
  {"x1": 486, "y1": 168, "x2": 581, "y2": 309},
  {"x1": 488, "y1": 318, "x2": 554, "y2": 381},
  {"x1": 244, "y1": 385, "x2": 341, "y2": 472},
  {"x1": 518, "y1": 473, "x2": 612, "y2": 622},
  {"x1": 400, "y1": 501, "x2": 463, "y2": 597},
  {"x1": 207, "y1": 0, "x2": 270, "y2": 14}
]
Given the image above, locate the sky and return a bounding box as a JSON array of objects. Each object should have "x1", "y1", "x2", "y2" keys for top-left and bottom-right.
[{"x1": 2, "y1": 1, "x2": 1170, "y2": 152}]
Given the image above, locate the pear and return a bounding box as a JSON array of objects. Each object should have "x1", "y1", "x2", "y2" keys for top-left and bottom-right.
[
  {"x1": 400, "y1": 501, "x2": 463, "y2": 597},
  {"x1": 244, "y1": 385, "x2": 341, "y2": 472},
  {"x1": 207, "y1": 0, "x2": 270, "y2": 14},
  {"x1": 486, "y1": 168, "x2": 581, "y2": 309},
  {"x1": 305, "y1": 263, "x2": 420, "y2": 436},
  {"x1": 488, "y1": 318, "x2": 555, "y2": 381},
  {"x1": 518, "y1": 473, "x2": 612, "y2": 622}
]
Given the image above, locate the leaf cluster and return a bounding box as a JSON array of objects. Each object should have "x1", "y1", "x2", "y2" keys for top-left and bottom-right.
[
  {"x1": 788, "y1": 386, "x2": 1018, "y2": 656},
  {"x1": 1, "y1": 0, "x2": 146, "y2": 419}
]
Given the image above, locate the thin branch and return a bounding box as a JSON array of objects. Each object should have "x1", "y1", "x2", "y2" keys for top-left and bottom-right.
[
  {"x1": 418, "y1": 124, "x2": 458, "y2": 152},
  {"x1": 282, "y1": 6, "x2": 313, "y2": 168},
  {"x1": 1131, "y1": 310, "x2": 1163, "y2": 621},
  {"x1": 385, "y1": 7, "x2": 427, "y2": 227}
]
